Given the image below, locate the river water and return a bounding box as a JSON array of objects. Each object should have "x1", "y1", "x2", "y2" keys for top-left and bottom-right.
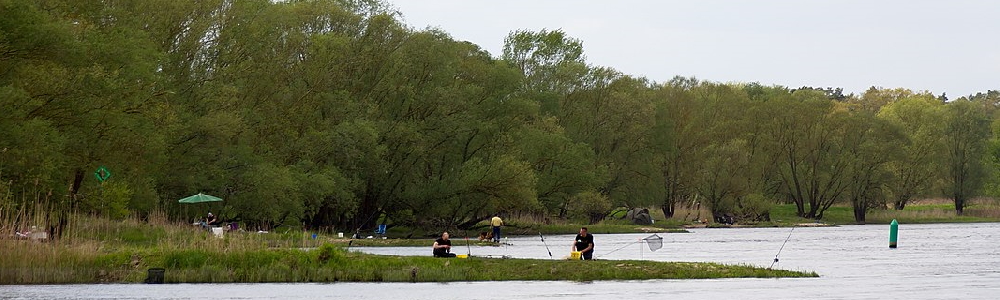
[{"x1": 2, "y1": 223, "x2": 998, "y2": 299}]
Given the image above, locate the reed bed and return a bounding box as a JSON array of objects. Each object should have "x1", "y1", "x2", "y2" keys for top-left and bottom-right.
[{"x1": 0, "y1": 199, "x2": 325, "y2": 284}]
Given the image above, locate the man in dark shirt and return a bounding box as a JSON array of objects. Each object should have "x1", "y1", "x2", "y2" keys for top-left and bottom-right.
[
  {"x1": 206, "y1": 212, "x2": 218, "y2": 226},
  {"x1": 572, "y1": 227, "x2": 594, "y2": 260},
  {"x1": 432, "y1": 231, "x2": 457, "y2": 257}
]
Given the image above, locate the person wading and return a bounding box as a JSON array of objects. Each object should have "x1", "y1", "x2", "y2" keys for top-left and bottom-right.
[{"x1": 572, "y1": 227, "x2": 595, "y2": 260}]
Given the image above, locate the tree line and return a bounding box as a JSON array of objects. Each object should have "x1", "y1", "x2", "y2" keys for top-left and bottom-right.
[{"x1": 3, "y1": 0, "x2": 999, "y2": 231}]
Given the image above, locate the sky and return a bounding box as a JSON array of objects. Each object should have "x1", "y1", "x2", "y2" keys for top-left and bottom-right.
[{"x1": 386, "y1": 0, "x2": 999, "y2": 98}]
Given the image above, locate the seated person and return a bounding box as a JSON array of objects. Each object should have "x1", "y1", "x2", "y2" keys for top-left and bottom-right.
[
  {"x1": 432, "y1": 232, "x2": 457, "y2": 258},
  {"x1": 206, "y1": 212, "x2": 218, "y2": 226}
]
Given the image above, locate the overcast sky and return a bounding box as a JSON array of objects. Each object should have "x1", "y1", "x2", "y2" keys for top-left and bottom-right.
[{"x1": 386, "y1": 0, "x2": 999, "y2": 98}]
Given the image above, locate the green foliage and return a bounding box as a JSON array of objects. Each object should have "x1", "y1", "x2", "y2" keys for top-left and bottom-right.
[
  {"x1": 117, "y1": 226, "x2": 165, "y2": 247},
  {"x1": 315, "y1": 243, "x2": 347, "y2": 264},
  {"x1": 82, "y1": 181, "x2": 134, "y2": 220},
  {"x1": 941, "y1": 100, "x2": 991, "y2": 215},
  {"x1": 877, "y1": 93, "x2": 946, "y2": 210},
  {"x1": 2, "y1": 0, "x2": 999, "y2": 229},
  {"x1": 163, "y1": 250, "x2": 210, "y2": 269},
  {"x1": 737, "y1": 193, "x2": 773, "y2": 222},
  {"x1": 985, "y1": 117, "x2": 1000, "y2": 198},
  {"x1": 515, "y1": 119, "x2": 606, "y2": 217},
  {"x1": 566, "y1": 190, "x2": 611, "y2": 224}
]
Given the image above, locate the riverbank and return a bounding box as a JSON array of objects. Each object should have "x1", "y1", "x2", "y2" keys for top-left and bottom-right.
[
  {"x1": 8, "y1": 223, "x2": 999, "y2": 300},
  {"x1": 0, "y1": 215, "x2": 814, "y2": 284},
  {"x1": 668, "y1": 201, "x2": 1000, "y2": 228},
  {"x1": 529, "y1": 223, "x2": 689, "y2": 235},
  {"x1": 372, "y1": 221, "x2": 690, "y2": 241},
  {"x1": 768, "y1": 202, "x2": 1000, "y2": 225},
  {"x1": 0, "y1": 240, "x2": 815, "y2": 284},
  {"x1": 327, "y1": 224, "x2": 687, "y2": 247},
  {"x1": 338, "y1": 201, "x2": 1000, "y2": 242}
]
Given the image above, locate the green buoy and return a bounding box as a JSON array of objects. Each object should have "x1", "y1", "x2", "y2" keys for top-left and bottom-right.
[{"x1": 889, "y1": 219, "x2": 898, "y2": 248}]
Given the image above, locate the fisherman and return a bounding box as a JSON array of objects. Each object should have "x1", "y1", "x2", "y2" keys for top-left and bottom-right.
[
  {"x1": 490, "y1": 214, "x2": 504, "y2": 243},
  {"x1": 432, "y1": 231, "x2": 457, "y2": 258},
  {"x1": 206, "y1": 212, "x2": 218, "y2": 226},
  {"x1": 572, "y1": 227, "x2": 595, "y2": 260}
]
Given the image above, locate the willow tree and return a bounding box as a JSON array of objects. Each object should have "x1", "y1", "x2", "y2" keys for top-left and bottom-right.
[
  {"x1": 942, "y1": 99, "x2": 990, "y2": 215},
  {"x1": 876, "y1": 93, "x2": 945, "y2": 210},
  {"x1": 764, "y1": 90, "x2": 853, "y2": 219},
  {"x1": 0, "y1": 0, "x2": 166, "y2": 219},
  {"x1": 840, "y1": 111, "x2": 901, "y2": 224}
]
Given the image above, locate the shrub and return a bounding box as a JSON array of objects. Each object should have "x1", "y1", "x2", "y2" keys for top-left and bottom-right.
[
  {"x1": 566, "y1": 191, "x2": 611, "y2": 224},
  {"x1": 737, "y1": 193, "x2": 773, "y2": 222},
  {"x1": 316, "y1": 243, "x2": 346, "y2": 264}
]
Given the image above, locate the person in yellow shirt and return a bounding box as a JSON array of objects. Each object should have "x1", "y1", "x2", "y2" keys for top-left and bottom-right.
[{"x1": 490, "y1": 215, "x2": 504, "y2": 243}]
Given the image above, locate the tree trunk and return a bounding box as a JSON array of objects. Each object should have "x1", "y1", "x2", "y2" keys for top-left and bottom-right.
[
  {"x1": 853, "y1": 204, "x2": 866, "y2": 225},
  {"x1": 893, "y1": 193, "x2": 910, "y2": 210},
  {"x1": 660, "y1": 203, "x2": 675, "y2": 220},
  {"x1": 588, "y1": 212, "x2": 605, "y2": 225},
  {"x1": 352, "y1": 186, "x2": 380, "y2": 232},
  {"x1": 793, "y1": 197, "x2": 805, "y2": 218},
  {"x1": 954, "y1": 195, "x2": 965, "y2": 216},
  {"x1": 805, "y1": 203, "x2": 819, "y2": 219},
  {"x1": 70, "y1": 168, "x2": 85, "y2": 211}
]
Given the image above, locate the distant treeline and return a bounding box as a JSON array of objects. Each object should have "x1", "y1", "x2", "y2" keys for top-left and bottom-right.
[{"x1": 2, "y1": 0, "x2": 999, "y2": 231}]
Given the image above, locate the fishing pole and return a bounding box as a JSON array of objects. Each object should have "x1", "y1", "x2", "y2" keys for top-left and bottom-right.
[
  {"x1": 538, "y1": 232, "x2": 553, "y2": 259},
  {"x1": 465, "y1": 232, "x2": 472, "y2": 256},
  {"x1": 769, "y1": 227, "x2": 795, "y2": 269}
]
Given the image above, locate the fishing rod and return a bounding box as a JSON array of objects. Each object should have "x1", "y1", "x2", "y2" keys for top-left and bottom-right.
[
  {"x1": 465, "y1": 232, "x2": 472, "y2": 256},
  {"x1": 538, "y1": 232, "x2": 553, "y2": 259},
  {"x1": 769, "y1": 227, "x2": 795, "y2": 269}
]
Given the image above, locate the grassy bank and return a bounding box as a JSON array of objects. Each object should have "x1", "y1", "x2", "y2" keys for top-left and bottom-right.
[
  {"x1": 376, "y1": 218, "x2": 689, "y2": 241},
  {"x1": 0, "y1": 215, "x2": 813, "y2": 284},
  {"x1": 769, "y1": 201, "x2": 1000, "y2": 225},
  {"x1": 328, "y1": 238, "x2": 497, "y2": 247},
  {"x1": 327, "y1": 222, "x2": 688, "y2": 248},
  {"x1": 528, "y1": 223, "x2": 688, "y2": 235},
  {"x1": 0, "y1": 241, "x2": 815, "y2": 284}
]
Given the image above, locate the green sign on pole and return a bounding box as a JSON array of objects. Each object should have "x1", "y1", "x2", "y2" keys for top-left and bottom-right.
[{"x1": 94, "y1": 166, "x2": 112, "y2": 182}]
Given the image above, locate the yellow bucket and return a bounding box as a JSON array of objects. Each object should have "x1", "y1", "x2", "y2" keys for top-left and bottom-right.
[
  {"x1": 456, "y1": 254, "x2": 468, "y2": 259},
  {"x1": 569, "y1": 251, "x2": 582, "y2": 260}
]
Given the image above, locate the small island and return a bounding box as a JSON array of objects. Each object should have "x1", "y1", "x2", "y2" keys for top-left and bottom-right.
[{"x1": 0, "y1": 217, "x2": 814, "y2": 284}]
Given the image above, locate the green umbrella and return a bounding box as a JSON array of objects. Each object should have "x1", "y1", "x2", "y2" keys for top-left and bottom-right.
[{"x1": 178, "y1": 193, "x2": 223, "y2": 203}]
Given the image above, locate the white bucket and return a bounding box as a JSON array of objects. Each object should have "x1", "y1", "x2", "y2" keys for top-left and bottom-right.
[
  {"x1": 338, "y1": 232, "x2": 344, "y2": 238},
  {"x1": 211, "y1": 227, "x2": 224, "y2": 238}
]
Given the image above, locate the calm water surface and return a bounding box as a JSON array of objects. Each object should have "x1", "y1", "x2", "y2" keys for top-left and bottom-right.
[{"x1": 2, "y1": 223, "x2": 998, "y2": 299}]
